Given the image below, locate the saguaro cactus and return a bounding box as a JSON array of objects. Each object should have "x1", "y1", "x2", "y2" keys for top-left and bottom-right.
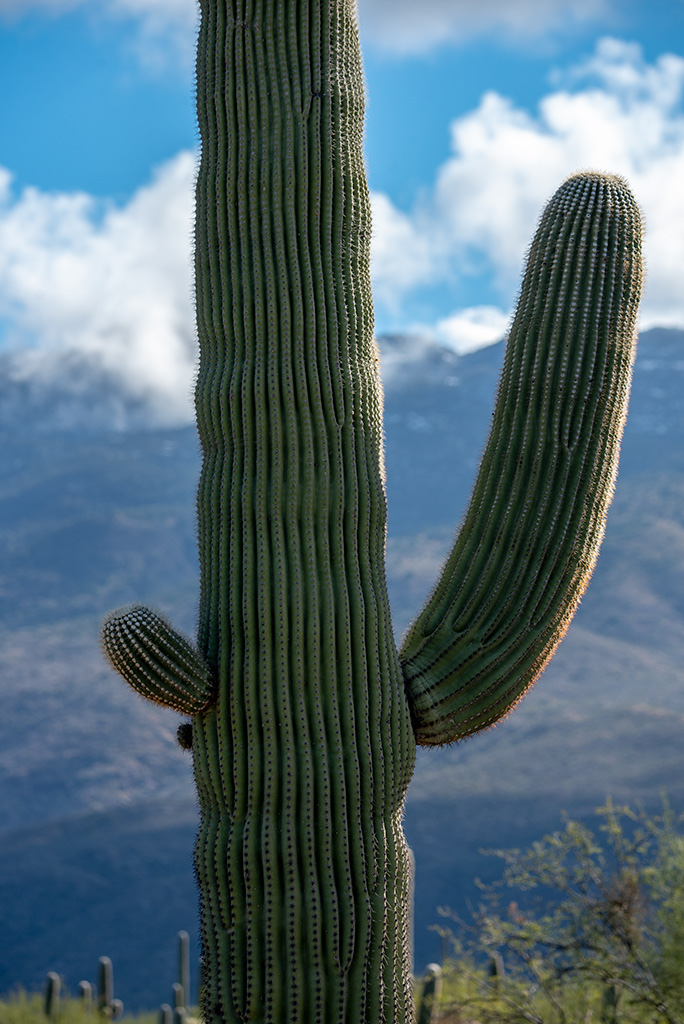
[
  {"x1": 101, "y1": 1, "x2": 643, "y2": 1022},
  {"x1": 78, "y1": 981, "x2": 93, "y2": 1014},
  {"x1": 43, "y1": 972, "x2": 61, "y2": 1019},
  {"x1": 97, "y1": 956, "x2": 123, "y2": 1021},
  {"x1": 416, "y1": 964, "x2": 443, "y2": 1024},
  {"x1": 176, "y1": 929, "x2": 191, "y2": 1011}
]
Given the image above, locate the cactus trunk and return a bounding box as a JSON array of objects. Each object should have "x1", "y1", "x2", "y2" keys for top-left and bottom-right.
[{"x1": 192, "y1": 1, "x2": 415, "y2": 1020}]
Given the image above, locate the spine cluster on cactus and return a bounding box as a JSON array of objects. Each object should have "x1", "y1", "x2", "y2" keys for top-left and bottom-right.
[{"x1": 100, "y1": 1, "x2": 643, "y2": 1021}]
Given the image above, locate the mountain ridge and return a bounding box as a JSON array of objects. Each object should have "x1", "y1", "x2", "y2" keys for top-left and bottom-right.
[{"x1": 2, "y1": 326, "x2": 684, "y2": 1006}]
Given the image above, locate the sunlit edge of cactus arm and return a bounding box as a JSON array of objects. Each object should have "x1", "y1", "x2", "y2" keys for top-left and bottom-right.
[
  {"x1": 399, "y1": 171, "x2": 643, "y2": 747},
  {"x1": 100, "y1": 604, "x2": 215, "y2": 714}
]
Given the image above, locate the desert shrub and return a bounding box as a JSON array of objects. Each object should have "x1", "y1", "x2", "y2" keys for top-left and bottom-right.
[
  {"x1": 0, "y1": 993, "x2": 157, "y2": 1024},
  {"x1": 437, "y1": 800, "x2": 684, "y2": 1024}
]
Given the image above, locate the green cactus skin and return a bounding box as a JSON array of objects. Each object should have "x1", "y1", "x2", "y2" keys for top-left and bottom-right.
[{"x1": 100, "y1": 1, "x2": 643, "y2": 1022}]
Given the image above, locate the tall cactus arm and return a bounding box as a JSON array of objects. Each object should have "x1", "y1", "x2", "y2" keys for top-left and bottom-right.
[
  {"x1": 400, "y1": 172, "x2": 643, "y2": 747},
  {"x1": 101, "y1": 605, "x2": 214, "y2": 714}
]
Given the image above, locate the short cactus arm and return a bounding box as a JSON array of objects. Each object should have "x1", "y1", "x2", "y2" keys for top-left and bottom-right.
[
  {"x1": 400, "y1": 172, "x2": 643, "y2": 746},
  {"x1": 100, "y1": 605, "x2": 214, "y2": 714}
]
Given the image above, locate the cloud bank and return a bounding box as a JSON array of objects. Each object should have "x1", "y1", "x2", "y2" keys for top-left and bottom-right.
[
  {"x1": 1, "y1": 39, "x2": 684, "y2": 422},
  {"x1": 0, "y1": 0, "x2": 614, "y2": 59},
  {"x1": 357, "y1": 0, "x2": 612, "y2": 55},
  {"x1": 370, "y1": 38, "x2": 684, "y2": 350},
  {"x1": 0, "y1": 153, "x2": 197, "y2": 425}
]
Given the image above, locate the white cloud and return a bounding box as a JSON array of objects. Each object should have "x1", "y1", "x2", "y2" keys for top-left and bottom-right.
[
  {"x1": 356, "y1": 0, "x2": 613, "y2": 55},
  {"x1": 0, "y1": 0, "x2": 613, "y2": 59},
  {"x1": 432, "y1": 306, "x2": 511, "y2": 354},
  {"x1": 370, "y1": 37, "x2": 684, "y2": 340},
  {"x1": 369, "y1": 192, "x2": 440, "y2": 313},
  {"x1": 106, "y1": 0, "x2": 198, "y2": 69},
  {"x1": 3, "y1": 38, "x2": 684, "y2": 425},
  {"x1": 0, "y1": 152, "x2": 197, "y2": 425}
]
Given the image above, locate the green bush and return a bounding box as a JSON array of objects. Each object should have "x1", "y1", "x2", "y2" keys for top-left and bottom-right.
[
  {"x1": 437, "y1": 800, "x2": 684, "y2": 1024},
  {"x1": 0, "y1": 993, "x2": 157, "y2": 1024}
]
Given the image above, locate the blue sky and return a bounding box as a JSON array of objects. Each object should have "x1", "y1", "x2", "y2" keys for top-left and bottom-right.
[{"x1": 1, "y1": 0, "x2": 683, "y2": 423}]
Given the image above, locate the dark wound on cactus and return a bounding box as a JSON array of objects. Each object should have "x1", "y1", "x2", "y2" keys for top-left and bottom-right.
[
  {"x1": 177, "y1": 722, "x2": 193, "y2": 750},
  {"x1": 101, "y1": 0, "x2": 643, "y2": 1020}
]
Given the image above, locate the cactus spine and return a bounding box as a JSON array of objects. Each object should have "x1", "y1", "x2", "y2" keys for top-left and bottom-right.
[{"x1": 100, "y1": 1, "x2": 643, "y2": 1022}]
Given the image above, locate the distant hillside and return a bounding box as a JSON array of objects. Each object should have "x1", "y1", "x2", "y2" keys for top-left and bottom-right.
[{"x1": 2, "y1": 327, "x2": 684, "y2": 1007}]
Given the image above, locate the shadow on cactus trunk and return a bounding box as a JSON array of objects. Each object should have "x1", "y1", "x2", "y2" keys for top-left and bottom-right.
[{"x1": 100, "y1": 1, "x2": 643, "y2": 1021}]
